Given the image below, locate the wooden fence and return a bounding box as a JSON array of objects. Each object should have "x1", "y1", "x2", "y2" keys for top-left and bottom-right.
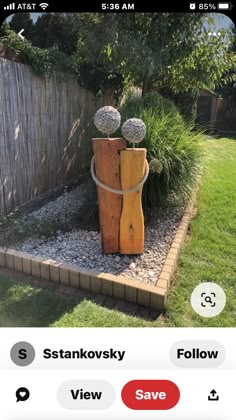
[{"x1": 0, "y1": 58, "x2": 113, "y2": 216}]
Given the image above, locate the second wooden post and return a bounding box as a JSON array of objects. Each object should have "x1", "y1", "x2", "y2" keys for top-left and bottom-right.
[{"x1": 119, "y1": 148, "x2": 146, "y2": 254}]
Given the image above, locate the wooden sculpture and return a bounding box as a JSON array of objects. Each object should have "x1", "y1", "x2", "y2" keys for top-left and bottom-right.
[
  {"x1": 119, "y1": 148, "x2": 146, "y2": 254},
  {"x1": 93, "y1": 138, "x2": 126, "y2": 253},
  {"x1": 92, "y1": 107, "x2": 148, "y2": 255}
]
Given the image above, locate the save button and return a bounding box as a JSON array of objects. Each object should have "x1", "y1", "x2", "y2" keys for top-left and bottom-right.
[{"x1": 121, "y1": 380, "x2": 180, "y2": 410}]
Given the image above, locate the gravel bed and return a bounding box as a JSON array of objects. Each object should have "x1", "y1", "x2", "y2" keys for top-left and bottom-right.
[
  {"x1": 15, "y1": 191, "x2": 185, "y2": 285},
  {"x1": 23, "y1": 184, "x2": 85, "y2": 225}
]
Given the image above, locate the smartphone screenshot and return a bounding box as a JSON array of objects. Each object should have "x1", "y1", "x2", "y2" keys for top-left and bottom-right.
[{"x1": 0, "y1": 1, "x2": 235, "y2": 418}]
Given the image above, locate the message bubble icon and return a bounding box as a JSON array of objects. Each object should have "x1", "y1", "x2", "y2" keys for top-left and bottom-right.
[{"x1": 16, "y1": 387, "x2": 30, "y2": 402}]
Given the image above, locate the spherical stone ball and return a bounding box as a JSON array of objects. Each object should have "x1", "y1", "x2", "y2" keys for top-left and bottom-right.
[
  {"x1": 94, "y1": 106, "x2": 121, "y2": 135},
  {"x1": 122, "y1": 118, "x2": 146, "y2": 144},
  {"x1": 149, "y1": 158, "x2": 163, "y2": 174}
]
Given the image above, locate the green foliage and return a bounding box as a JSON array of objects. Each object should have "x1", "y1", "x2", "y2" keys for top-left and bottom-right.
[
  {"x1": 119, "y1": 92, "x2": 204, "y2": 212},
  {"x1": 1, "y1": 15, "x2": 124, "y2": 95},
  {"x1": 9, "y1": 13, "x2": 34, "y2": 40},
  {"x1": 215, "y1": 27, "x2": 236, "y2": 130},
  {"x1": 166, "y1": 138, "x2": 236, "y2": 328},
  {"x1": 0, "y1": 27, "x2": 71, "y2": 76},
  {"x1": 77, "y1": 13, "x2": 235, "y2": 95},
  {"x1": 30, "y1": 13, "x2": 79, "y2": 55},
  {"x1": 70, "y1": 13, "x2": 125, "y2": 95},
  {"x1": 71, "y1": 13, "x2": 207, "y2": 95},
  {"x1": 2, "y1": 13, "x2": 235, "y2": 96},
  {"x1": 167, "y1": 27, "x2": 236, "y2": 93},
  {"x1": 159, "y1": 87, "x2": 199, "y2": 124}
]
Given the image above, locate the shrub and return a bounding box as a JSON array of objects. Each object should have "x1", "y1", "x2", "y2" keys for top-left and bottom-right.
[
  {"x1": 119, "y1": 91, "x2": 203, "y2": 213},
  {"x1": 0, "y1": 27, "x2": 71, "y2": 76},
  {"x1": 158, "y1": 87, "x2": 199, "y2": 124}
]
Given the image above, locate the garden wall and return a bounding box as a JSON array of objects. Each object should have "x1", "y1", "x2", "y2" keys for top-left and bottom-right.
[{"x1": 0, "y1": 58, "x2": 113, "y2": 216}]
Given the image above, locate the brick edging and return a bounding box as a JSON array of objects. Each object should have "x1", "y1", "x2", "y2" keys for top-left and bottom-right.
[
  {"x1": 0, "y1": 194, "x2": 197, "y2": 312},
  {"x1": 156, "y1": 191, "x2": 197, "y2": 295}
]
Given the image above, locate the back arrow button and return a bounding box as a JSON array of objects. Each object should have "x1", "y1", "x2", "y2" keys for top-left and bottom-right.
[{"x1": 18, "y1": 29, "x2": 25, "y2": 40}]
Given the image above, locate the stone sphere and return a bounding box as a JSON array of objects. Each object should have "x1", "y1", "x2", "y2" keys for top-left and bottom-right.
[
  {"x1": 149, "y1": 158, "x2": 163, "y2": 174},
  {"x1": 121, "y1": 118, "x2": 146, "y2": 144},
  {"x1": 94, "y1": 106, "x2": 121, "y2": 135}
]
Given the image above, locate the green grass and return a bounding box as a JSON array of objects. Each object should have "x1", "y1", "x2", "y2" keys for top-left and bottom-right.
[
  {"x1": 0, "y1": 137, "x2": 235, "y2": 327},
  {"x1": 0, "y1": 277, "x2": 163, "y2": 327},
  {"x1": 165, "y1": 137, "x2": 236, "y2": 327}
]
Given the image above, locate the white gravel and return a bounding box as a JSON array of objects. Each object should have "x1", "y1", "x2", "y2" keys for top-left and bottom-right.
[
  {"x1": 23, "y1": 184, "x2": 85, "y2": 225},
  {"x1": 15, "y1": 183, "x2": 185, "y2": 285}
]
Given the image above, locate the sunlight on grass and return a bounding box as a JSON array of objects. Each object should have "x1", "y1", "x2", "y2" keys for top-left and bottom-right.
[
  {"x1": 166, "y1": 138, "x2": 236, "y2": 327},
  {"x1": 0, "y1": 138, "x2": 235, "y2": 327}
]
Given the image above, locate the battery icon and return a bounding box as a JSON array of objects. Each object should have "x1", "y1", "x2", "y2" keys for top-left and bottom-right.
[{"x1": 217, "y1": 2, "x2": 232, "y2": 9}]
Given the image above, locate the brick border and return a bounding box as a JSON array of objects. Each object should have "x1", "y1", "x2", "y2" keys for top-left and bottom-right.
[
  {"x1": 156, "y1": 192, "x2": 197, "y2": 297},
  {"x1": 0, "y1": 194, "x2": 197, "y2": 312}
]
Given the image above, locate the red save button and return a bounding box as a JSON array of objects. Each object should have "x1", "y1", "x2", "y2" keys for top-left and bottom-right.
[{"x1": 121, "y1": 380, "x2": 180, "y2": 410}]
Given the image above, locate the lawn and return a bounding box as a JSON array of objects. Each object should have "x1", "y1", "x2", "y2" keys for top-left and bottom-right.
[{"x1": 0, "y1": 137, "x2": 235, "y2": 327}]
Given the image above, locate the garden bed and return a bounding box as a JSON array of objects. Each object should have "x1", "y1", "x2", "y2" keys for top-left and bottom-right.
[{"x1": 13, "y1": 183, "x2": 185, "y2": 285}]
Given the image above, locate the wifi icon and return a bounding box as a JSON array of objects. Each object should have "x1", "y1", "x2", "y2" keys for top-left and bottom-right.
[{"x1": 39, "y1": 2, "x2": 49, "y2": 9}]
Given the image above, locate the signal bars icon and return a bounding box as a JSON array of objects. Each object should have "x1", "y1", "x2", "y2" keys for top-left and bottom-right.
[{"x1": 4, "y1": 2, "x2": 15, "y2": 9}]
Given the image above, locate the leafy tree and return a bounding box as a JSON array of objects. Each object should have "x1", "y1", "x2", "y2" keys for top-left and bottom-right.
[
  {"x1": 165, "y1": 27, "x2": 236, "y2": 93},
  {"x1": 72, "y1": 13, "x2": 235, "y2": 96},
  {"x1": 0, "y1": 20, "x2": 9, "y2": 37},
  {"x1": 113, "y1": 13, "x2": 207, "y2": 95},
  {"x1": 70, "y1": 13, "x2": 125, "y2": 95},
  {"x1": 2, "y1": 12, "x2": 236, "y2": 101},
  {"x1": 31, "y1": 13, "x2": 78, "y2": 55},
  {"x1": 231, "y1": 24, "x2": 236, "y2": 52},
  {"x1": 215, "y1": 25, "x2": 236, "y2": 130},
  {"x1": 0, "y1": 26, "x2": 71, "y2": 75},
  {"x1": 9, "y1": 13, "x2": 34, "y2": 40}
]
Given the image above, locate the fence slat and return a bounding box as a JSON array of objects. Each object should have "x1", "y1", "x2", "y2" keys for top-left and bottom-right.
[{"x1": 0, "y1": 58, "x2": 113, "y2": 216}]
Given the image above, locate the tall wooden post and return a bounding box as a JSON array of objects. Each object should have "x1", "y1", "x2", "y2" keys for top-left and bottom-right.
[
  {"x1": 119, "y1": 148, "x2": 146, "y2": 254},
  {"x1": 92, "y1": 138, "x2": 126, "y2": 253}
]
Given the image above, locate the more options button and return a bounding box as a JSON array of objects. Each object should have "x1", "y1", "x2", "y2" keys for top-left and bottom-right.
[
  {"x1": 57, "y1": 380, "x2": 115, "y2": 410},
  {"x1": 170, "y1": 340, "x2": 225, "y2": 368},
  {"x1": 121, "y1": 380, "x2": 180, "y2": 410}
]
